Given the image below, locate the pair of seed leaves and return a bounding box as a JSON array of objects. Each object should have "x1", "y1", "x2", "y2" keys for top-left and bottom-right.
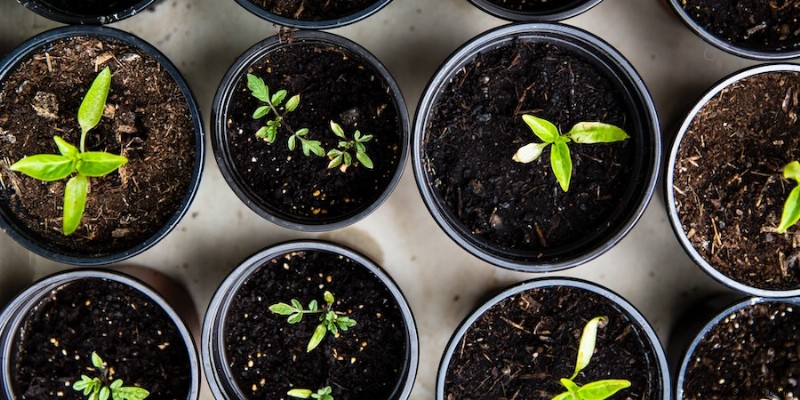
[
  {"x1": 9, "y1": 67, "x2": 127, "y2": 235},
  {"x1": 73, "y1": 352, "x2": 149, "y2": 400}
]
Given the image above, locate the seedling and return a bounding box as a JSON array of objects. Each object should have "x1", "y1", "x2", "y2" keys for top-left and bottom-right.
[
  {"x1": 778, "y1": 160, "x2": 800, "y2": 233},
  {"x1": 327, "y1": 121, "x2": 373, "y2": 171},
  {"x1": 287, "y1": 386, "x2": 334, "y2": 400},
  {"x1": 72, "y1": 352, "x2": 150, "y2": 400},
  {"x1": 512, "y1": 114, "x2": 629, "y2": 192},
  {"x1": 551, "y1": 316, "x2": 631, "y2": 400},
  {"x1": 269, "y1": 290, "x2": 357, "y2": 352},
  {"x1": 9, "y1": 67, "x2": 128, "y2": 235},
  {"x1": 247, "y1": 74, "x2": 323, "y2": 157}
]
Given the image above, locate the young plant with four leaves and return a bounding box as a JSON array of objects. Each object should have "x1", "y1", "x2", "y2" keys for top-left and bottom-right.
[
  {"x1": 269, "y1": 290, "x2": 357, "y2": 352},
  {"x1": 512, "y1": 114, "x2": 629, "y2": 192},
  {"x1": 778, "y1": 160, "x2": 800, "y2": 233},
  {"x1": 9, "y1": 67, "x2": 128, "y2": 235},
  {"x1": 327, "y1": 120, "x2": 373, "y2": 171},
  {"x1": 551, "y1": 316, "x2": 631, "y2": 400},
  {"x1": 72, "y1": 352, "x2": 150, "y2": 400},
  {"x1": 287, "y1": 386, "x2": 334, "y2": 400}
]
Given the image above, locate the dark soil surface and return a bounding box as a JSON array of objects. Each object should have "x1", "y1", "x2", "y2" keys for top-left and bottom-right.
[
  {"x1": 248, "y1": 0, "x2": 377, "y2": 21},
  {"x1": 11, "y1": 278, "x2": 192, "y2": 399},
  {"x1": 682, "y1": 301, "x2": 800, "y2": 399},
  {"x1": 484, "y1": 0, "x2": 591, "y2": 14},
  {"x1": 37, "y1": 0, "x2": 144, "y2": 16},
  {"x1": 681, "y1": 0, "x2": 800, "y2": 52},
  {"x1": 423, "y1": 39, "x2": 634, "y2": 254},
  {"x1": 673, "y1": 71, "x2": 800, "y2": 291},
  {"x1": 444, "y1": 285, "x2": 662, "y2": 399},
  {"x1": 0, "y1": 36, "x2": 197, "y2": 257},
  {"x1": 225, "y1": 40, "x2": 403, "y2": 225},
  {"x1": 224, "y1": 249, "x2": 408, "y2": 400}
]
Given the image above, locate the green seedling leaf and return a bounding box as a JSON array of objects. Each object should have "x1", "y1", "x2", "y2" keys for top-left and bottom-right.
[
  {"x1": 342, "y1": 152, "x2": 353, "y2": 167},
  {"x1": 78, "y1": 152, "x2": 128, "y2": 177},
  {"x1": 356, "y1": 151, "x2": 373, "y2": 169},
  {"x1": 302, "y1": 139, "x2": 325, "y2": 157},
  {"x1": 287, "y1": 312, "x2": 303, "y2": 324},
  {"x1": 551, "y1": 392, "x2": 575, "y2": 400},
  {"x1": 551, "y1": 141, "x2": 572, "y2": 192},
  {"x1": 247, "y1": 74, "x2": 270, "y2": 103},
  {"x1": 91, "y1": 352, "x2": 104, "y2": 369},
  {"x1": 309, "y1": 300, "x2": 319, "y2": 312},
  {"x1": 566, "y1": 122, "x2": 629, "y2": 144},
  {"x1": 78, "y1": 67, "x2": 111, "y2": 136},
  {"x1": 288, "y1": 135, "x2": 297, "y2": 151},
  {"x1": 9, "y1": 154, "x2": 73, "y2": 181},
  {"x1": 288, "y1": 389, "x2": 313, "y2": 399},
  {"x1": 74, "y1": 352, "x2": 149, "y2": 400},
  {"x1": 269, "y1": 303, "x2": 297, "y2": 315},
  {"x1": 330, "y1": 121, "x2": 346, "y2": 138},
  {"x1": 253, "y1": 106, "x2": 270, "y2": 119},
  {"x1": 308, "y1": 323, "x2": 328, "y2": 352},
  {"x1": 296, "y1": 128, "x2": 309, "y2": 137},
  {"x1": 63, "y1": 174, "x2": 88, "y2": 235},
  {"x1": 561, "y1": 378, "x2": 580, "y2": 395},
  {"x1": 271, "y1": 90, "x2": 287, "y2": 106},
  {"x1": 285, "y1": 95, "x2": 300, "y2": 112},
  {"x1": 785, "y1": 161, "x2": 800, "y2": 180},
  {"x1": 54, "y1": 136, "x2": 79, "y2": 158},
  {"x1": 512, "y1": 142, "x2": 549, "y2": 164},
  {"x1": 111, "y1": 386, "x2": 150, "y2": 400},
  {"x1": 110, "y1": 380, "x2": 123, "y2": 390},
  {"x1": 99, "y1": 387, "x2": 110, "y2": 400},
  {"x1": 522, "y1": 114, "x2": 559, "y2": 143},
  {"x1": 576, "y1": 380, "x2": 631, "y2": 400},
  {"x1": 572, "y1": 316, "x2": 605, "y2": 379},
  {"x1": 328, "y1": 153, "x2": 343, "y2": 169},
  {"x1": 778, "y1": 186, "x2": 800, "y2": 233},
  {"x1": 337, "y1": 316, "x2": 356, "y2": 331},
  {"x1": 324, "y1": 291, "x2": 334, "y2": 304}
]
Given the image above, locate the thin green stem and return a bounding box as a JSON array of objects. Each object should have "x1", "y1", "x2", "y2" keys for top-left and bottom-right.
[
  {"x1": 80, "y1": 128, "x2": 88, "y2": 153},
  {"x1": 266, "y1": 102, "x2": 296, "y2": 136}
]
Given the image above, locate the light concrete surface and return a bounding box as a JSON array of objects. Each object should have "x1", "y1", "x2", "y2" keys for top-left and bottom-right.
[{"x1": 0, "y1": 0, "x2": 765, "y2": 398}]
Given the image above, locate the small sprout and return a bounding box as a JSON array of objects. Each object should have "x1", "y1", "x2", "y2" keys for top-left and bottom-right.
[
  {"x1": 9, "y1": 67, "x2": 128, "y2": 235},
  {"x1": 778, "y1": 160, "x2": 800, "y2": 233},
  {"x1": 288, "y1": 386, "x2": 334, "y2": 400},
  {"x1": 513, "y1": 114, "x2": 629, "y2": 192},
  {"x1": 551, "y1": 316, "x2": 631, "y2": 400},
  {"x1": 269, "y1": 290, "x2": 357, "y2": 352},
  {"x1": 72, "y1": 352, "x2": 150, "y2": 400},
  {"x1": 326, "y1": 121, "x2": 374, "y2": 172}
]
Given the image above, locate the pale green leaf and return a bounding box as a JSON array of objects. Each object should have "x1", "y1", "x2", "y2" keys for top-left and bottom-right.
[
  {"x1": 342, "y1": 152, "x2": 353, "y2": 166},
  {"x1": 10, "y1": 154, "x2": 73, "y2": 181},
  {"x1": 303, "y1": 140, "x2": 325, "y2": 157},
  {"x1": 63, "y1": 174, "x2": 88, "y2": 235},
  {"x1": 785, "y1": 161, "x2": 800, "y2": 181},
  {"x1": 112, "y1": 385, "x2": 150, "y2": 400},
  {"x1": 551, "y1": 141, "x2": 572, "y2": 192},
  {"x1": 269, "y1": 303, "x2": 296, "y2": 315},
  {"x1": 309, "y1": 300, "x2": 318, "y2": 312},
  {"x1": 285, "y1": 95, "x2": 300, "y2": 112},
  {"x1": 288, "y1": 135, "x2": 297, "y2": 151},
  {"x1": 255, "y1": 126, "x2": 269, "y2": 140},
  {"x1": 328, "y1": 154, "x2": 343, "y2": 170},
  {"x1": 551, "y1": 391, "x2": 575, "y2": 400},
  {"x1": 287, "y1": 313, "x2": 303, "y2": 324},
  {"x1": 337, "y1": 316, "x2": 356, "y2": 330},
  {"x1": 522, "y1": 114, "x2": 559, "y2": 143},
  {"x1": 253, "y1": 106, "x2": 270, "y2": 119},
  {"x1": 576, "y1": 379, "x2": 631, "y2": 400},
  {"x1": 291, "y1": 299, "x2": 303, "y2": 309},
  {"x1": 778, "y1": 186, "x2": 800, "y2": 233},
  {"x1": 246, "y1": 74, "x2": 270, "y2": 103},
  {"x1": 512, "y1": 142, "x2": 549, "y2": 163},
  {"x1": 54, "y1": 136, "x2": 79, "y2": 158},
  {"x1": 571, "y1": 316, "x2": 606, "y2": 379},
  {"x1": 328, "y1": 320, "x2": 339, "y2": 335},
  {"x1": 355, "y1": 142, "x2": 366, "y2": 154},
  {"x1": 91, "y1": 352, "x2": 104, "y2": 369},
  {"x1": 324, "y1": 291, "x2": 334, "y2": 304},
  {"x1": 271, "y1": 90, "x2": 287, "y2": 106},
  {"x1": 359, "y1": 134, "x2": 373, "y2": 142},
  {"x1": 296, "y1": 128, "x2": 309, "y2": 137},
  {"x1": 77, "y1": 152, "x2": 127, "y2": 177},
  {"x1": 89, "y1": 393, "x2": 98, "y2": 400},
  {"x1": 566, "y1": 122, "x2": 630, "y2": 144},
  {"x1": 73, "y1": 379, "x2": 89, "y2": 391},
  {"x1": 560, "y1": 378, "x2": 580, "y2": 394},
  {"x1": 99, "y1": 386, "x2": 110, "y2": 400},
  {"x1": 110, "y1": 380, "x2": 123, "y2": 390},
  {"x1": 307, "y1": 323, "x2": 328, "y2": 352},
  {"x1": 78, "y1": 67, "x2": 112, "y2": 135},
  {"x1": 356, "y1": 151, "x2": 373, "y2": 169},
  {"x1": 330, "y1": 121, "x2": 346, "y2": 138},
  {"x1": 287, "y1": 389, "x2": 313, "y2": 399}
]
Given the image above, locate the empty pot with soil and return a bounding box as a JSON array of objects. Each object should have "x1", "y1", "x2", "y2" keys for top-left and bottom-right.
[
  {"x1": 0, "y1": 26, "x2": 204, "y2": 265},
  {"x1": 666, "y1": 64, "x2": 800, "y2": 297},
  {"x1": 467, "y1": 0, "x2": 603, "y2": 22},
  {"x1": 201, "y1": 240, "x2": 419, "y2": 400},
  {"x1": 212, "y1": 30, "x2": 408, "y2": 231},
  {"x1": 15, "y1": 0, "x2": 157, "y2": 25},
  {"x1": 0, "y1": 269, "x2": 200, "y2": 399},
  {"x1": 232, "y1": 0, "x2": 392, "y2": 29},
  {"x1": 437, "y1": 278, "x2": 671, "y2": 399},
  {"x1": 666, "y1": 0, "x2": 800, "y2": 60},
  {"x1": 413, "y1": 23, "x2": 660, "y2": 272}
]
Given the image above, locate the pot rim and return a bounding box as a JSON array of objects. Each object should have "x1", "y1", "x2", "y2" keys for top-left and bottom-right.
[
  {"x1": 435, "y1": 277, "x2": 671, "y2": 399},
  {"x1": 211, "y1": 30, "x2": 409, "y2": 232},
  {"x1": 412, "y1": 22, "x2": 660, "y2": 272},
  {"x1": 466, "y1": 0, "x2": 603, "y2": 22},
  {"x1": 0, "y1": 25, "x2": 205, "y2": 266},
  {"x1": 232, "y1": 0, "x2": 392, "y2": 30},
  {"x1": 665, "y1": 63, "x2": 800, "y2": 298},
  {"x1": 0, "y1": 268, "x2": 201, "y2": 399},
  {"x1": 201, "y1": 239, "x2": 419, "y2": 400},
  {"x1": 15, "y1": 0, "x2": 157, "y2": 25},
  {"x1": 665, "y1": 0, "x2": 800, "y2": 61}
]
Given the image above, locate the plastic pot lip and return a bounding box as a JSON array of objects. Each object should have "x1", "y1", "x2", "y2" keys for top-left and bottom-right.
[
  {"x1": 232, "y1": 0, "x2": 391, "y2": 30},
  {"x1": 0, "y1": 268, "x2": 201, "y2": 399},
  {"x1": 412, "y1": 22, "x2": 660, "y2": 273},
  {"x1": 211, "y1": 30, "x2": 409, "y2": 232},
  {"x1": 665, "y1": 63, "x2": 800, "y2": 298},
  {"x1": 673, "y1": 296, "x2": 798, "y2": 398},
  {"x1": 665, "y1": 0, "x2": 800, "y2": 61},
  {"x1": 201, "y1": 239, "x2": 419, "y2": 400},
  {"x1": 435, "y1": 277, "x2": 671, "y2": 400},
  {"x1": 0, "y1": 25, "x2": 205, "y2": 266},
  {"x1": 15, "y1": 0, "x2": 157, "y2": 25},
  {"x1": 467, "y1": 0, "x2": 603, "y2": 22}
]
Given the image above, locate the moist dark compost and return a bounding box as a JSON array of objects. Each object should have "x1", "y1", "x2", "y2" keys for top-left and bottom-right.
[
  {"x1": 0, "y1": 36, "x2": 197, "y2": 257},
  {"x1": 36, "y1": 0, "x2": 143, "y2": 17},
  {"x1": 444, "y1": 285, "x2": 662, "y2": 399},
  {"x1": 247, "y1": 0, "x2": 377, "y2": 21},
  {"x1": 423, "y1": 39, "x2": 633, "y2": 253},
  {"x1": 223, "y1": 250, "x2": 408, "y2": 400},
  {"x1": 225, "y1": 40, "x2": 403, "y2": 224},
  {"x1": 673, "y1": 71, "x2": 800, "y2": 291},
  {"x1": 681, "y1": 0, "x2": 800, "y2": 52},
  {"x1": 11, "y1": 278, "x2": 192, "y2": 399},
  {"x1": 485, "y1": 0, "x2": 591, "y2": 14},
  {"x1": 682, "y1": 301, "x2": 800, "y2": 399}
]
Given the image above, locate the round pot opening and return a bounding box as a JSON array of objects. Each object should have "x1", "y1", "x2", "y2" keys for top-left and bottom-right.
[
  {"x1": 232, "y1": 0, "x2": 392, "y2": 30},
  {"x1": 467, "y1": 0, "x2": 603, "y2": 22},
  {"x1": 16, "y1": 0, "x2": 157, "y2": 25}
]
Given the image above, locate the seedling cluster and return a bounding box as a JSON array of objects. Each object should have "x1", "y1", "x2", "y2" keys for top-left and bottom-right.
[
  {"x1": 513, "y1": 114, "x2": 629, "y2": 192},
  {"x1": 269, "y1": 290, "x2": 357, "y2": 352},
  {"x1": 72, "y1": 352, "x2": 150, "y2": 400},
  {"x1": 288, "y1": 386, "x2": 334, "y2": 400},
  {"x1": 247, "y1": 74, "x2": 374, "y2": 172}
]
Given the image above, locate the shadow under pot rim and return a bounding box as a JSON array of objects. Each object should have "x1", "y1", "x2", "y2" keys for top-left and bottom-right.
[
  {"x1": 201, "y1": 240, "x2": 419, "y2": 400},
  {"x1": 0, "y1": 268, "x2": 201, "y2": 399},
  {"x1": 412, "y1": 22, "x2": 660, "y2": 272},
  {"x1": 211, "y1": 30, "x2": 409, "y2": 232},
  {"x1": 665, "y1": 64, "x2": 800, "y2": 297},
  {"x1": 436, "y1": 277, "x2": 671, "y2": 400},
  {"x1": 15, "y1": 0, "x2": 157, "y2": 25},
  {"x1": 232, "y1": 0, "x2": 392, "y2": 30},
  {"x1": 0, "y1": 25, "x2": 204, "y2": 266},
  {"x1": 466, "y1": 0, "x2": 604, "y2": 22}
]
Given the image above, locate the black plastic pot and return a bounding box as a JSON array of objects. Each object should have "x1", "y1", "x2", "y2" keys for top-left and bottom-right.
[
  {"x1": 412, "y1": 23, "x2": 660, "y2": 272},
  {"x1": 233, "y1": 0, "x2": 391, "y2": 30},
  {"x1": 211, "y1": 30, "x2": 409, "y2": 232},
  {"x1": 467, "y1": 0, "x2": 603, "y2": 22},
  {"x1": 0, "y1": 26, "x2": 205, "y2": 266},
  {"x1": 666, "y1": 0, "x2": 800, "y2": 60},
  {"x1": 201, "y1": 240, "x2": 419, "y2": 400},
  {"x1": 0, "y1": 269, "x2": 201, "y2": 399},
  {"x1": 15, "y1": 0, "x2": 156, "y2": 25},
  {"x1": 437, "y1": 278, "x2": 671, "y2": 399},
  {"x1": 665, "y1": 64, "x2": 800, "y2": 298}
]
